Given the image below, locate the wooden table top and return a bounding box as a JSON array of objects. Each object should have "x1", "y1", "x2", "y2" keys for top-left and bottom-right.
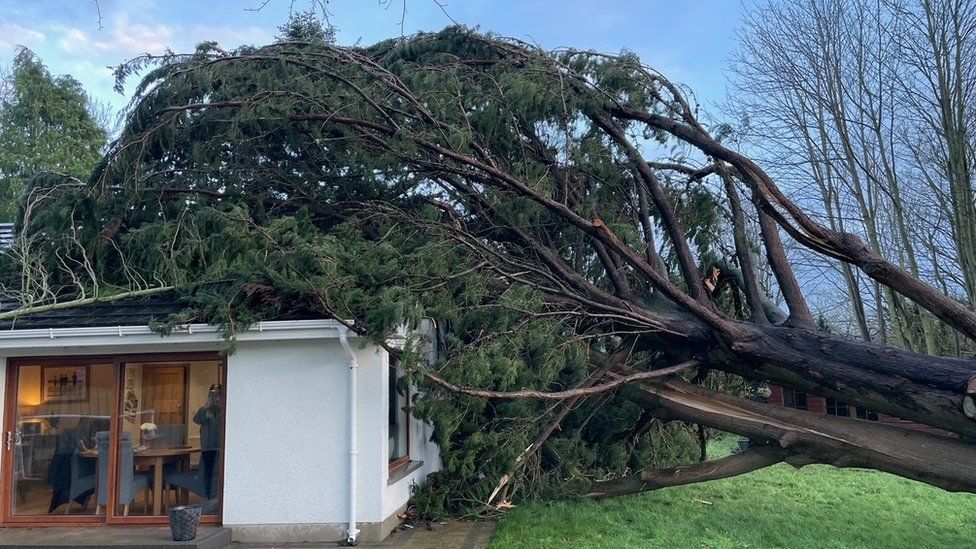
[{"x1": 78, "y1": 445, "x2": 201, "y2": 459}]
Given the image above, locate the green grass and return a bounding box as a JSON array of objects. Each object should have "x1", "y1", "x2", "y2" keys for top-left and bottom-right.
[{"x1": 488, "y1": 437, "x2": 976, "y2": 548}]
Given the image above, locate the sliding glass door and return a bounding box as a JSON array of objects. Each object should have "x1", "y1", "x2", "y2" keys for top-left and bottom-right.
[
  {"x1": 2, "y1": 354, "x2": 224, "y2": 525},
  {"x1": 114, "y1": 360, "x2": 224, "y2": 519},
  {"x1": 4, "y1": 361, "x2": 113, "y2": 521}
]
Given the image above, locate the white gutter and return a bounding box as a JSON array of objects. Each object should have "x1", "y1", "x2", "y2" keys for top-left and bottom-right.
[
  {"x1": 338, "y1": 327, "x2": 361, "y2": 546},
  {"x1": 0, "y1": 319, "x2": 348, "y2": 351}
]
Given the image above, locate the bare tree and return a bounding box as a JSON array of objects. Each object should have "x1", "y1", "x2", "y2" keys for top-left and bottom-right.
[
  {"x1": 730, "y1": 0, "x2": 976, "y2": 355},
  {"x1": 892, "y1": 0, "x2": 976, "y2": 306}
]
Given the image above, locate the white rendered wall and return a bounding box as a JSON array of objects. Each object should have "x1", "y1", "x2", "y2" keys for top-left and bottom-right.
[
  {"x1": 354, "y1": 347, "x2": 444, "y2": 522},
  {"x1": 361, "y1": 321, "x2": 445, "y2": 521},
  {"x1": 222, "y1": 338, "x2": 388, "y2": 526}
]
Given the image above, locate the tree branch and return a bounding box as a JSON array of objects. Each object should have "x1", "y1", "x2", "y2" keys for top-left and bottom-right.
[
  {"x1": 0, "y1": 286, "x2": 175, "y2": 321},
  {"x1": 586, "y1": 444, "x2": 788, "y2": 498},
  {"x1": 424, "y1": 358, "x2": 699, "y2": 400}
]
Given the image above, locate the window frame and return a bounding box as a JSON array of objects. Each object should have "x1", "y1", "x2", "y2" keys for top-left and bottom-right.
[
  {"x1": 782, "y1": 388, "x2": 808, "y2": 411},
  {"x1": 825, "y1": 397, "x2": 851, "y2": 417},
  {"x1": 1, "y1": 352, "x2": 226, "y2": 527},
  {"x1": 388, "y1": 360, "x2": 410, "y2": 472}
]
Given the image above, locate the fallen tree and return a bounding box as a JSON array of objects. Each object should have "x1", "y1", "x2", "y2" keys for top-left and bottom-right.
[{"x1": 8, "y1": 27, "x2": 976, "y2": 507}]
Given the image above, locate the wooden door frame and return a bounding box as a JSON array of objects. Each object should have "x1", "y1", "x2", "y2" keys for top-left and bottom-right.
[
  {"x1": 1, "y1": 352, "x2": 226, "y2": 527},
  {"x1": 107, "y1": 356, "x2": 224, "y2": 526},
  {"x1": 1, "y1": 358, "x2": 113, "y2": 525},
  {"x1": 139, "y1": 363, "x2": 190, "y2": 434}
]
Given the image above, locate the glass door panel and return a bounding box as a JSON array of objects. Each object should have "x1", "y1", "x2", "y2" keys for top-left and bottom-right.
[
  {"x1": 7, "y1": 362, "x2": 113, "y2": 517},
  {"x1": 115, "y1": 360, "x2": 223, "y2": 518}
]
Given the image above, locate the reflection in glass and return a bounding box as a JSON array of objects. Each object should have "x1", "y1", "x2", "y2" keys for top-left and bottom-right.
[
  {"x1": 389, "y1": 365, "x2": 408, "y2": 464},
  {"x1": 9, "y1": 363, "x2": 113, "y2": 516},
  {"x1": 116, "y1": 361, "x2": 223, "y2": 517}
]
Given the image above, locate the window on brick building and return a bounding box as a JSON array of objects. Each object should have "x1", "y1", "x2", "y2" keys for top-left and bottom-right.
[
  {"x1": 825, "y1": 398, "x2": 851, "y2": 417},
  {"x1": 783, "y1": 388, "x2": 808, "y2": 410},
  {"x1": 855, "y1": 407, "x2": 879, "y2": 421}
]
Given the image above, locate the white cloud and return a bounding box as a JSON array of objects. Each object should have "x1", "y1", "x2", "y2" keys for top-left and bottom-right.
[
  {"x1": 57, "y1": 28, "x2": 93, "y2": 54},
  {"x1": 56, "y1": 14, "x2": 271, "y2": 60},
  {"x1": 0, "y1": 18, "x2": 46, "y2": 55},
  {"x1": 107, "y1": 12, "x2": 175, "y2": 53},
  {"x1": 57, "y1": 12, "x2": 174, "y2": 56}
]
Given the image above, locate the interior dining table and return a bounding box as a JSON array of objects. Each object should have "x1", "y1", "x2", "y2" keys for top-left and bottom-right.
[{"x1": 79, "y1": 444, "x2": 201, "y2": 516}]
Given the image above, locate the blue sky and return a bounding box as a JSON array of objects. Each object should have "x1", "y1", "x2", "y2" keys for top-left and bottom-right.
[{"x1": 0, "y1": 1, "x2": 750, "y2": 115}]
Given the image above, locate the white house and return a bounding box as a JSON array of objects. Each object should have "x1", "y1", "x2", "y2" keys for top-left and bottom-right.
[{"x1": 0, "y1": 297, "x2": 441, "y2": 544}]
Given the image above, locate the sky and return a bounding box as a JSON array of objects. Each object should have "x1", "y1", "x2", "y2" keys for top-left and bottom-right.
[{"x1": 0, "y1": 0, "x2": 751, "y2": 116}]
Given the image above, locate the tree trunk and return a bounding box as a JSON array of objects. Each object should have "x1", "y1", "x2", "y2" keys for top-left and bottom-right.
[
  {"x1": 614, "y1": 378, "x2": 976, "y2": 494},
  {"x1": 713, "y1": 322, "x2": 976, "y2": 437}
]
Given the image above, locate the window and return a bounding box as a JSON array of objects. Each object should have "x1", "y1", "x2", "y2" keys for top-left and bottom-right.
[
  {"x1": 5, "y1": 355, "x2": 224, "y2": 521},
  {"x1": 825, "y1": 398, "x2": 851, "y2": 417},
  {"x1": 783, "y1": 388, "x2": 808, "y2": 410},
  {"x1": 118, "y1": 360, "x2": 224, "y2": 517},
  {"x1": 388, "y1": 361, "x2": 409, "y2": 469},
  {"x1": 855, "y1": 407, "x2": 879, "y2": 421},
  {"x1": 8, "y1": 362, "x2": 113, "y2": 518}
]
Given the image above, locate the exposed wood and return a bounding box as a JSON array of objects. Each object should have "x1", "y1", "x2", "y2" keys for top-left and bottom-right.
[{"x1": 624, "y1": 378, "x2": 976, "y2": 493}]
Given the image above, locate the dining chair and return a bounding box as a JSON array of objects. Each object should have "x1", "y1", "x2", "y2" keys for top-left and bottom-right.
[
  {"x1": 13, "y1": 438, "x2": 35, "y2": 503},
  {"x1": 164, "y1": 449, "x2": 220, "y2": 507},
  {"x1": 64, "y1": 444, "x2": 95, "y2": 514},
  {"x1": 94, "y1": 431, "x2": 152, "y2": 516}
]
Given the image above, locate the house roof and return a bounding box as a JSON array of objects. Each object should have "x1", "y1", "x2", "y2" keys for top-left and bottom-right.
[
  {"x1": 0, "y1": 290, "x2": 329, "y2": 332},
  {"x1": 0, "y1": 294, "x2": 186, "y2": 331},
  {"x1": 0, "y1": 291, "x2": 352, "y2": 351},
  {"x1": 0, "y1": 226, "x2": 345, "y2": 339}
]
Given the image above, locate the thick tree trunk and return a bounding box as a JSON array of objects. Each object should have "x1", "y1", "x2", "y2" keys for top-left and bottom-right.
[
  {"x1": 629, "y1": 311, "x2": 976, "y2": 438},
  {"x1": 713, "y1": 323, "x2": 976, "y2": 437},
  {"x1": 617, "y1": 378, "x2": 976, "y2": 494}
]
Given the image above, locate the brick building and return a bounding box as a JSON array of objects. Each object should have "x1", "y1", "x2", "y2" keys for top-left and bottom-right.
[{"x1": 768, "y1": 385, "x2": 953, "y2": 437}]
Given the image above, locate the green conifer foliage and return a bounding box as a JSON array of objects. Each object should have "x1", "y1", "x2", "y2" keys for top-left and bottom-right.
[
  {"x1": 15, "y1": 27, "x2": 976, "y2": 513},
  {"x1": 15, "y1": 29, "x2": 706, "y2": 514},
  {"x1": 0, "y1": 50, "x2": 106, "y2": 220}
]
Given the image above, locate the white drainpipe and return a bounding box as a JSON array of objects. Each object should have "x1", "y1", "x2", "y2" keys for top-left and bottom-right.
[{"x1": 338, "y1": 328, "x2": 361, "y2": 545}]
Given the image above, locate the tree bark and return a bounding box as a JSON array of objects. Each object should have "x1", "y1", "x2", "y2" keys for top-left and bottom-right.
[
  {"x1": 587, "y1": 445, "x2": 788, "y2": 498},
  {"x1": 623, "y1": 378, "x2": 976, "y2": 493}
]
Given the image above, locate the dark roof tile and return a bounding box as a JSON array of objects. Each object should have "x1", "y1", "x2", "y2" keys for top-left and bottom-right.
[{"x1": 0, "y1": 293, "x2": 185, "y2": 330}]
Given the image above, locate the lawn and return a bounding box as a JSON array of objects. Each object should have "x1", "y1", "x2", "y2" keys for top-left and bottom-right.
[{"x1": 488, "y1": 436, "x2": 976, "y2": 548}]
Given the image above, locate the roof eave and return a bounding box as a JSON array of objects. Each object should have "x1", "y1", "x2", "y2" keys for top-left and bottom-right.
[{"x1": 0, "y1": 319, "x2": 353, "y2": 352}]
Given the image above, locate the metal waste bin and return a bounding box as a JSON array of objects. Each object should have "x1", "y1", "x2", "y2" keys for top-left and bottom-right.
[{"x1": 169, "y1": 504, "x2": 202, "y2": 541}]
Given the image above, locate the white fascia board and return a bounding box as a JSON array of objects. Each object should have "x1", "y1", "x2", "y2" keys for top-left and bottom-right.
[{"x1": 0, "y1": 319, "x2": 353, "y2": 351}]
